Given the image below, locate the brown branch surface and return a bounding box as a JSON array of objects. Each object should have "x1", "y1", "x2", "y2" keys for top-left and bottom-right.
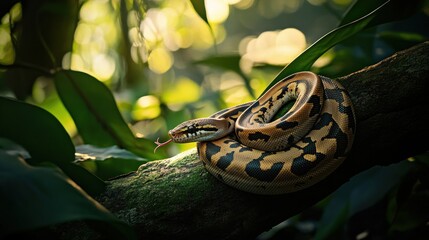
[{"x1": 96, "y1": 42, "x2": 429, "y2": 240}]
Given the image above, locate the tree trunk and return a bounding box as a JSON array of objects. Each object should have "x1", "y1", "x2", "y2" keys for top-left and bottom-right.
[{"x1": 84, "y1": 42, "x2": 429, "y2": 239}]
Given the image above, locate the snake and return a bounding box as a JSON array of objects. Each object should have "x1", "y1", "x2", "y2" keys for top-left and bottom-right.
[{"x1": 156, "y1": 71, "x2": 356, "y2": 195}]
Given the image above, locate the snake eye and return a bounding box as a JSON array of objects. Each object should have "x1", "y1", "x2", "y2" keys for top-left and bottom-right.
[{"x1": 186, "y1": 124, "x2": 199, "y2": 134}]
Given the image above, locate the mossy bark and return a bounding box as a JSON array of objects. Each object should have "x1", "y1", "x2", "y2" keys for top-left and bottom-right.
[{"x1": 76, "y1": 42, "x2": 429, "y2": 239}]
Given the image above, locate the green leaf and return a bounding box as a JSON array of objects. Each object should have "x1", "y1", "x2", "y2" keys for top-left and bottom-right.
[
  {"x1": 340, "y1": 0, "x2": 425, "y2": 30},
  {"x1": 264, "y1": 1, "x2": 390, "y2": 92},
  {"x1": 264, "y1": 0, "x2": 424, "y2": 94},
  {"x1": 0, "y1": 97, "x2": 105, "y2": 196},
  {"x1": 389, "y1": 185, "x2": 429, "y2": 232},
  {"x1": 54, "y1": 70, "x2": 158, "y2": 159},
  {"x1": 195, "y1": 55, "x2": 255, "y2": 98},
  {"x1": 75, "y1": 145, "x2": 148, "y2": 180},
  {"x1": 189, "y1": 0, "x2": 217, "y2": 50},
  {"x1": 0, "y1": 97, "x2": 74, "y2": 164},
  {"x1": 60, "y1": 162, "x2": 106, "y2": 196},
  {"x1": 264, "y1": 0, "x2": 422, "y2": 92},
  {"x1": 190, "y1": 0, "x2": 209, "y2": 27},
  {"x1": 339, "y1": 0, "x2": 388, "y2": 26},
  {"x1": 362, "y1": 0, "x2": 425, "y2": 29},
  {"x1": 0, "y1": 151, "x2": 135, "y2": 239},
  {"x1": 314, "y1": 162, "x2": 411, "y2": 240}
]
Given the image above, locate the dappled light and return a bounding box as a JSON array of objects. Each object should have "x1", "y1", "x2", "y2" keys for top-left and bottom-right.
[
  {"x1": 220, "y1": 71, "x2": 254, "y2": 106},
  {"x1": 68, "y1": 0, "x2": 120, "y2": 84},
  {"x1": 0, "y1": 0, "x2": 410, "y2": 153},
  {"x1": 241, "y1": 28, "x2": 307, "y2": 66},
  {"x1": 0, "y1": 28, "x2": 14, "y2": 64},
  {"x1": 132, "y1": 95, "x2": 161, "y2": 120},
  {"x1": 205, "y1": 0, "x2": 230, "y2": 23},
  {"x1": 0, "y1": 3, "x2": 20, "y2": 64},
  {"x1": 161, "y1": 77, "x2": 201, "y2": 109},
  {"x1": 148, "y1": 46, "x2": 173, "y2": 74}
]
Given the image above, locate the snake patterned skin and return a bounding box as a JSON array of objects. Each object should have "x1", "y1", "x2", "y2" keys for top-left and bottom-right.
[{"x1": 167, "y1": 71, "x2": 356, "y2": 194}]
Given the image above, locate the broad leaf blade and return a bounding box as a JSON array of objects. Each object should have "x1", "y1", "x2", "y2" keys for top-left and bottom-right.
[
  {"x1": 60, "y1": 162, "x2": 106, "y2": 196},
  {"x1": 357, "y1": 0, "x2": 424, "y2": 29},
  {"x1": 54, "y1": 70, "x2": 129, "y2": 147},
  {"x1": 189, "y1": 0, "x2": 217, "y2": 49},
  {"x1": 0, "y1": 151, "x2": 135, "y2": 239},
  {"x1": 54, "y1": 70, "x2": 157, "y2": 159},
  {"x1": 264, "y1": 1, "x2": 389, "y2": 92},
  {"x1": 265, "y1": 0, "x2": 425, "y2": 93},
  {"x1": 190, "y1": 0, "x2": 209, "y2": 26},
  {"x1": 339, "y1": 0, "x2": 388, "y2": 26},
  {"x1": 76, "y1": 145, "x2": 148, "y2": 180},
  {"x1": 0, "y1": 97, "x2": 74, "y2": 164},
  {"x1": 314, "y1": 162, "x2": 411, "y2": 240},
  {"x1": 0, "y1": 98, "x2": 104, "y2": 196}
]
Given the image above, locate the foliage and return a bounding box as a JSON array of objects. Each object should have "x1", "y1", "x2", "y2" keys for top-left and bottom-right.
[
  {"x1": 0, "y1": 0, "x2": 428, "y2": 239},
  {"x1": 0, "y1": 149, "x2": 135, "y2": 239}
]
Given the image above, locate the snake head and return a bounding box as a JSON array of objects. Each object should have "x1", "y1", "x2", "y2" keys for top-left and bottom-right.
[{"x1": 168, "y1": 118, "x2": 233, "y2": 143}]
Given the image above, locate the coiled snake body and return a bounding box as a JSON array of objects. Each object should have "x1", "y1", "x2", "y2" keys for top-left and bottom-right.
[{"x1": 161, "y1": 72, "x2": 356, "y2": 195}]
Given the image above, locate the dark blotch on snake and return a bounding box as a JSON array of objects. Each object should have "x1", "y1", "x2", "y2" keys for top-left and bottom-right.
[
  {"x1": 204, "y1": 142, "x2": 221, "y2": 163},
  {"x1": 308, "y1": 95, "x2": 322, "y2": 117},
  {"x1": 245, "y1": 152, "x2": 283, "y2": 182},
  {"x1": 216, "y1": 151, "x2": 235, "y2": 170},
  {"x1": 248, "y1": 131, "x2": 270, "y2": 142},
  {"x1": 276, "y1": 121, "x2": 298, "y2": 131},
  {"x1": 290, "y1": 137, "x2": 326, "y2": 176}
]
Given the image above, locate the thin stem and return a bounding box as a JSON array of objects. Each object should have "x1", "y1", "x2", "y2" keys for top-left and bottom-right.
[
  {"x1": 36, "y1": 10, "x2": 57, "y2": 68},
  {"x1": 0, "y1": 62, "x2": 53, "y2": 75}
]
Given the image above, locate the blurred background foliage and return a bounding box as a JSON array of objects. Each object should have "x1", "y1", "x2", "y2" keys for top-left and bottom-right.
[
  {"x1": 1, "y1": 0, "x2": 428, "y2": 155},
  {"x1": 0, "y1": 0, "x2": 429, "y2": 239}
]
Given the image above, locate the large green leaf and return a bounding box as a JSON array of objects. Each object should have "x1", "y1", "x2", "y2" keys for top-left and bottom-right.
[
  {"x1": 0, "y1": 98, "x2": 105, "y2": 196},
  {"x1": 54, "y1": 70, "x2": 158, "y2": 159},
  {"x1": 339, "y1": 0, "x2": 388, "y2": 26},
  {"x1": 314, "y1": 161, "x2": 411, "y2": 240},
  {"x1": 0, "y1": 97, "x2": 74, "y2": 164},
  {"x1": 75, "y1": 145, "x2": 148, "y2": 180},
  {"x1": 189, "y1": 0, "x2": 216, "y2": 50},
  {"x1": 264, "y1": 1, "x2": 390, "y2": 92},
  {"x1": 388, "y1": 181, "x2": 429, "y2": 232},
  {"x1": 264, "y1": 0, "x2": 424, "y2": 93},
  {"x1": 60, "y1": 161, "x2": 106, "y2": 196},
  {"x1": 0, "y1": 150, "x2": 135, "y2": 239},
  {"x1": 341, "y1": 0, "x2": 425, "y2": 28},
  {"x1": 189, "y1": 0, "x2": 209, "y2": 27}
]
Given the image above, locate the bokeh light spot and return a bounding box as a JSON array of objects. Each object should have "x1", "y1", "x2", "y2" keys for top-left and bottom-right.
[
  {"x1": 162, "y1": 78, "x2": 201, "y2": 107},
  {"x1": 205, "y1": 0, "x2": 230, "y2": 23},
  {"x1": 242, "y1": 28, "x2": 307, "y2": 66},
  {"x1": 132, "y1": 95, "x2": 161, "y2": 120},
  {"x1": 92, "y1": 54, "x2": 116, "y2": 81},
  {"x1": 148, "y1": 47, "x2": 173, "y2": 74}
]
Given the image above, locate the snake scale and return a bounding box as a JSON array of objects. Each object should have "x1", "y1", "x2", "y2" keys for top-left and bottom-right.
[{"x1": 158, "y1": 71, "x2": 356, "y2": 195}]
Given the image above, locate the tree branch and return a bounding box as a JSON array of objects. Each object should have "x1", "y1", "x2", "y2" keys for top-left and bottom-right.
[{"x1": 88, "y1": 42, "x2": 429, "y2": 239}]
